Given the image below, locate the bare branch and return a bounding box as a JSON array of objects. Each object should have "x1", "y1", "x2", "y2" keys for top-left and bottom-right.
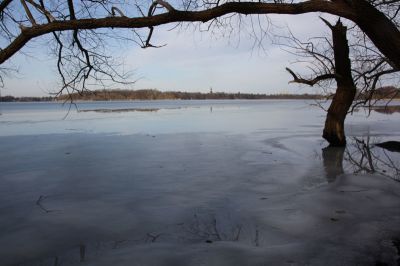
[
  {"x1": 111, "y1": 7, "x2": 126, "y2": 17},
  {"x1": 0, "y1": 1, "x2": 358, "y2": 65},
  {"x1": 0, "y1": 0, "x2": 13, "y2": 14},
  {"x1": 25, "y1": 0, "x2": 56, "y2": 22},
  {"x1": 20, "y1": 0, "x2": 37, "y2": 25},
  {"x1": 319, "y1": 16, "x2": 333, "y2": 29},
  {"x1": 154, "y1": 0, "x2": 176, "y2": 12},
  {"x1": 286, "y1": 67, "x2": 336, "y2": 86}
]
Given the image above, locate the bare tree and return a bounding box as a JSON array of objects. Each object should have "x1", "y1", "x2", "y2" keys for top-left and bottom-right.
[
  {"x1": 286, "y1": 19, "x2": 357, "y2": 146},
  {"x1": 0, "y1": 0, "x2": 399, "y2": 95},
  {"x1": 284, "y1": 16, "x2": 399, "y2": 146}
]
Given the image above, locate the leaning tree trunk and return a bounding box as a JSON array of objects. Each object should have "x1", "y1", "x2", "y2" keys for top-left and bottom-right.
[{"x1": 322, "y1": 21, "x2": 356, "y2": 146}]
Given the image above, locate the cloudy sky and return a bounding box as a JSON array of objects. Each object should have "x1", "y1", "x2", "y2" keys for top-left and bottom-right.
[{"x1": 2, "y1": 13, "x2": 332, "y2": 97}]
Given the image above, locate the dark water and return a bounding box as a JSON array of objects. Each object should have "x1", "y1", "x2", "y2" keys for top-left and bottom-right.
[{"x1": 1, "y1": 100, "x2": 400, "y2": 265}]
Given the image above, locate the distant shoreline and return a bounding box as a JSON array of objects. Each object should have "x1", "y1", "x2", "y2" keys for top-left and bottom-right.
[
  {"x1": 2, "y1": 87, "x2": 398, "y2": 102},
  {"x1": 1, "y1": 97, "x2": 324, "y2": 103},
  {"x1": 1, "y1": 89, "x2": 324, "y2": 102}
]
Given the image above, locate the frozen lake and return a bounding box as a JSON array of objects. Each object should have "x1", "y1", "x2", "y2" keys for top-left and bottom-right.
[{"x1": 1, "y1": 100, "x2": 400, "y2": 265}]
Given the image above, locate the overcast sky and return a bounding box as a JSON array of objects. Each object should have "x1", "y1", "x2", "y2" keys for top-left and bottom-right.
[{"x1": 1, "y1": 13, "x2": 332, "y2": 97}]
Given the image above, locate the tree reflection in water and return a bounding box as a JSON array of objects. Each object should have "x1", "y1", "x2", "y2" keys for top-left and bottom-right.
[
  {"x1": 370, "y1": 105, "x2": 400, "y2": 115},
  {"x1": 323, "y1": 136, "x2": 400, "y2": 182},
  {"x1": 322, "y1": 146, "x2": 345, "y2": 183}
]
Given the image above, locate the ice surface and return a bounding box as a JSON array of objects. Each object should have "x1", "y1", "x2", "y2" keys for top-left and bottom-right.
[{"x1": 0, "y1": 100, "x2": 400, "y2": 265}]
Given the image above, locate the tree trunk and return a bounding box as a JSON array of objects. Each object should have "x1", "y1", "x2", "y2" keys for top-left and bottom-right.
[{"x1": 322, "y1": 21, "x2": 356, "y2": 146}]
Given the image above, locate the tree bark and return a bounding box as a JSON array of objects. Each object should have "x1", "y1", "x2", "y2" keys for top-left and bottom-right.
[{"x1": 323, "y1": 21, "x2": 356, "y2": 146}]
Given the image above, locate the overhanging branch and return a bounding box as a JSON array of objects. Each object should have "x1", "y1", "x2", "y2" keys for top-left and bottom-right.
[{"x1": 0, "y1": 1, "x2": 356, "y2": 64}]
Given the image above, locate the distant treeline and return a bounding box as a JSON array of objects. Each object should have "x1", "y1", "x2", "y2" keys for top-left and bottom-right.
[
  {"x1": 0, "y1": 95, "x2": 55, "y2": 102},
  {"x1": 56, "y1": 89, "x2": 324, "y2": 101},
  {"x1": 2, "y1": 87, "x2": 399, "y2": 102},
  {"x1": 361, "y1": 86, "x2": 400, "y2": 99}
]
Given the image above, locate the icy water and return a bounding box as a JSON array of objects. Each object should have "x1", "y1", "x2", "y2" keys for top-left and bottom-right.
[{"x1": 1, "y1": 100, "x2": 400, "y2": 265}]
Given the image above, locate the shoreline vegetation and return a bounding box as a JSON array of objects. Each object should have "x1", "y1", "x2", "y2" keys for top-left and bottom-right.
[
  {"x1": 1, "y1": 87, "x2": 398, "y2": 102},
  {"x1": 1, "y1": 89, "x2": 324, "y2": 102}
]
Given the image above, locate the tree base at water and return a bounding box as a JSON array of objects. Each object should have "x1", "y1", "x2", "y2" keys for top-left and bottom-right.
[{"x1": 323, "y1": 128, "x2": 346, "y2": 147}]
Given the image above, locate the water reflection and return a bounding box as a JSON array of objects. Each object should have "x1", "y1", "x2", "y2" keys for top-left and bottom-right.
[
  {"x1": 16, "y1": 211, "x2": 260, "y2": 265},
  {"x1": 180, "y1": 213, "x2": 250, "y2": 244},
  {"x1": 79, "y1": 244, "x2": 86, "y2": 262},
  {"x1": 322, "y1": 146, "x2": 345, "y2": 183},
  {"x1": 352, "y1": 105, "x2": 400, "y2": 115},
  {"x1": 78, "y1": 108, "x2": 160, "y2": 113},
  {"x1": 323, "y1": 136, "x2": 400, "y2": 182},
  {"x1": 370, "y1": 105, "x2": 400, "y2": 115}
]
